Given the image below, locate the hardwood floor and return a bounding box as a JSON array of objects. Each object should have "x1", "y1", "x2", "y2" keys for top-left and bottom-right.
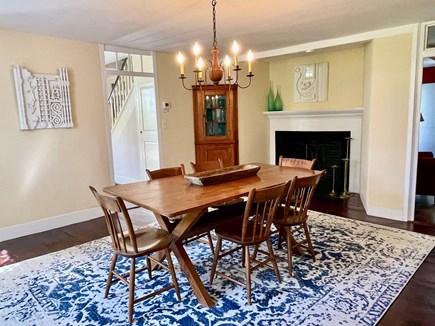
[{"x1": 1, "y1": 193, "x2": 434, "y2": 325}]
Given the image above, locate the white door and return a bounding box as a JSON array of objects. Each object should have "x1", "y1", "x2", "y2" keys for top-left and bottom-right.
[{"x1": 137, "y1": 78, "x2": 160, "y2": 178}]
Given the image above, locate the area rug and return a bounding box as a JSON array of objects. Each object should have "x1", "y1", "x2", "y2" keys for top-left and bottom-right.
[{"x1": 0, "y1": 212, "x2": 434, "y2": 326}]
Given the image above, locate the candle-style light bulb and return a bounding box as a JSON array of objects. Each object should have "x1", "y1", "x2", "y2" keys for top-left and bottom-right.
[
  {"x1": 224, "y1": 55, "x2": 231, "y2": 78},
  {"x1": 177, "y1": 52, "x2": 185, "y2": 75},
  {"x1": 232, "y1": 40, "x2": 239, "y2": 66},
  {"x1": 247, "y1": 50, "x2": 253, "y2": 74},
  {"x1": 197, "y1": 56, "x2": 204, "y2": 79},
  {"x1": 193, "y1": 42, "x2": 200, "y2": 68}
]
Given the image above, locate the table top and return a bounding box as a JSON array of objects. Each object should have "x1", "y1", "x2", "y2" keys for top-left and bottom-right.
[{"x1": 103, "y1": 163, "x2": 322, "y2": 218}]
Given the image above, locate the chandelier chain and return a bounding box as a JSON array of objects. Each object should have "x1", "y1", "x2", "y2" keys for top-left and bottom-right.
[{"x1": 212, "y1": 0, "x2": 217, "y2": 49}]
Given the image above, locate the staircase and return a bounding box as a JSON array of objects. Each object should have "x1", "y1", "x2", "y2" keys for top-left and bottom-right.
[{"x1": 107, "y1": 58, "x2": 134, "y2": 128}]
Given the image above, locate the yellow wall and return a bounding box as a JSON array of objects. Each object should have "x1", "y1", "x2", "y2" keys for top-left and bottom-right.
[
  {"x1": 361, "y1": 34, "x2": 413, "y2": 214},
  {"x1": 238, "y1": 60, "x2": 271, "y2": 163},
  {"x1": 269, "y1": 46, "x2": 365, "y2": 110},
  {"x1": 0, "y1": 29, "x2": 111, "y2": 228},
  {"x1": 155, "y1": 52, "x2": 196, "y2": 169}
]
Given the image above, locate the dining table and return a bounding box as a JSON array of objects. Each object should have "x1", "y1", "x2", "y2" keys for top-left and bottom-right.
[{"x1": 103, "y1": 162, "x2": 323, "y2": 308}]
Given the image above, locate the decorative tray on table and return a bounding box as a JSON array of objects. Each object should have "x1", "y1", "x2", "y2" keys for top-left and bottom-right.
[{"x1": 184, "y1": 164, "x2": 261, "y2": 186}]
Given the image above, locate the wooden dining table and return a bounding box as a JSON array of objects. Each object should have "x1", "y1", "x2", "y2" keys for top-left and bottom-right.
[{"x1": 103, "y1": 162, "x2": 322, "y2": 308}]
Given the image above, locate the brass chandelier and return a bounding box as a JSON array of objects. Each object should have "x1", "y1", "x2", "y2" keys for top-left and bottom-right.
[{"x1": 177, "y1": 0, "x2": 254, "y2": 90}]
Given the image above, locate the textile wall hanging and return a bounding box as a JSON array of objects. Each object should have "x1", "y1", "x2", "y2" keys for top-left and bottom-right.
[{"x1": 13, "y1": 65, "x2": 73, "y2": 130}]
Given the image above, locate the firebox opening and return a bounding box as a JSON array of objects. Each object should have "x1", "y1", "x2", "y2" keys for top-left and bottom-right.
[{"x1": 275, "y1": 131, "x2": 351, "y2": 196}]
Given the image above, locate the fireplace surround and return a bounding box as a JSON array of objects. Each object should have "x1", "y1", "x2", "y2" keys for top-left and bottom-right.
[{"x1": 264, "y1": 108, "x2": 363, "y2": 194}]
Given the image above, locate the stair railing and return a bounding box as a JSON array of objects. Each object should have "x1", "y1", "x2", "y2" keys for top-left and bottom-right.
[{"x1": 108, "y1": 57, "x2": 135, "y2": 127}]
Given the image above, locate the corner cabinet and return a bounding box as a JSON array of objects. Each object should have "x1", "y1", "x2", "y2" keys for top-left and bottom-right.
[{"x1": 193, "y1": 85, "x2": 239, "y2": 166}]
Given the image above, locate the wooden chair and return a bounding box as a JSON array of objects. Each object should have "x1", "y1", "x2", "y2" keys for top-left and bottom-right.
[
  {"x1": 190, "y1": 158, "x2": 224, "y2": 172},
  {"x1": 273, "y1": 171, "x2": 325, "y2": 276},
  {"x1": 209, "y1": 181, "x2": 289, "y2": 304},
  {"x1": 146, "y1": 165, "x2": 186, "y2": 180},
  {"x1": 89, "y1": 186, "x2": 181, "y2": 323},
  {"x1": 146, "y1": 165, "x2": 215, "y2": 254},
  {"x1": 279, "y1": 155, "x2": 316, "y2": 169}
]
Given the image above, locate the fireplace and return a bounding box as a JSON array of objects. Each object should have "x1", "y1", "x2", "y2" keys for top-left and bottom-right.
[
  {"x1": 275, "y1": 131, "x2": 351, "y2": 195},
  {"x1": 265, "y1": 108, "x2": 363, "y2": 194}
]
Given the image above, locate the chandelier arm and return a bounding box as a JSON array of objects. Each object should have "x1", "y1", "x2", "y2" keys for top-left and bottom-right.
[
  {"x1": 236, "y1": 75, "x2": 254, "y2": 89},
  {"x1": 233, "y1": 66, "x2": 240, "y2": 85},
  {"x1": 180, "y1": 76, "x2": 193, "y2": 91}
]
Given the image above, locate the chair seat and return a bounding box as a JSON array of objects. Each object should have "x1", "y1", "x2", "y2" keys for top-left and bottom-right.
[
  {"x1": 123, "y1": 228, "x2": 173, "y2": 255},
  {"x1": 215, "y1": 218, "x2": 271, "y2": 245},
  {"x1": 273, "y1": 206, "x2": 308, "y2": 226}
]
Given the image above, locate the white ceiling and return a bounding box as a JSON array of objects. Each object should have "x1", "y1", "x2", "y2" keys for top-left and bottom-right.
[{"x1": 0, "y1": 0, "x2": 434, "y2": 56}]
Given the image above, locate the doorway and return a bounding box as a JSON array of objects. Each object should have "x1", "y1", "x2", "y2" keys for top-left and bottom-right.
[
  {"x1": 414, "y1": 22, "x2": 435, "y2": 225},
  {"x1": 102, "y1": 46, "x2": 160, "y2": 183}
]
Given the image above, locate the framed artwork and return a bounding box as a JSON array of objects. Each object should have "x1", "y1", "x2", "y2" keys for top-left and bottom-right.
[
  {"x1": 13, "y1": 65, "x2": 73, "y2": 130},
  {"x1": 294, "y1": 62, "x2": 328, "y2": 103}
]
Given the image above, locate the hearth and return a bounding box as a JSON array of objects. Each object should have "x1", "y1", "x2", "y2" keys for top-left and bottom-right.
[{"x1": 275, "y1": 131, "x2": 351, "y2": 196}]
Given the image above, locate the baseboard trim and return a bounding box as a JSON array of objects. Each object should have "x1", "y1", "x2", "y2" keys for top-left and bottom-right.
[
  {"x1": 365, "y1": 206, "x2": 406, "y2": 222},
  {"x1": 359, "y1": 192, "x2": 406, "y2": 221},
  {"x1": 0, "y1": 207, "x2": 102, "y2": 242}
]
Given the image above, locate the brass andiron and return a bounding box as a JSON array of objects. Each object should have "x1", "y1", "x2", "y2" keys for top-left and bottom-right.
[
  {"x1": 340, "y1": 137, "x2": 351, "y2": 199},
  {"x1": 329, "y1": 165, "x2": 338, "y2": 197}
]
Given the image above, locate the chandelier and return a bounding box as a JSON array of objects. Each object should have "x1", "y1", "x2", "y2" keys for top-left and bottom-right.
[{"x1": 177, "y1": 0, "x2": 254, "y2": 90}]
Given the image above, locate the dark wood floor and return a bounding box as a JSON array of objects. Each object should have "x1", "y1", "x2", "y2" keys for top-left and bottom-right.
[{"x1": 1, "y1": 193, "x2": 434, "y2": 325}]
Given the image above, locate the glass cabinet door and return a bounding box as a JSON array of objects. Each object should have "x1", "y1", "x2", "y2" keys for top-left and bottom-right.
[{"x1": 205, "y1": 94, "x2": 226, "y2": 136}]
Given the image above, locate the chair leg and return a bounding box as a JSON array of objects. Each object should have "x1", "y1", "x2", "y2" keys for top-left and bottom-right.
[
  {"x1": 303, "y1": 222, "x2": 316, "y2": 262},
  {"x1": 277, "y1": 226, "x2": 284, "y2": 249},
  {"x1": 266, "y1": 239, "x2": 281, "y2": 283},
  {"x1": 252, "y1": 244, "x2": 260, "y2": 261},
  {"x1": 128, "y1": 257, "x2": 136, "y2": 324},
  {"x1": 165, "y1": 249, "x2": 181, "y2": 301},
  {"x1": 146, "y1": 255, "x2": 152, "y2": 279},
  {"x1": 210, "y1": 237, "x2": 222, "y2": 285},
  {"x1": 244, "y1": 245, "x2": 252, "y2": 305},
  {"x1": 206, "y1": 232, "x2": 215, "y2": 255},
  {"x1": 285, "y1": 227, "x2": 294, "y2": 277},
  {"x1": 105, "y1": 253, "x2": 118, "y2": 298}
]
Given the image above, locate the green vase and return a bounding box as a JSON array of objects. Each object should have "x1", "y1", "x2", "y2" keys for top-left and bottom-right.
[
  {"x1": 267, "y1": 81, "x2": 275, "y2": 111},
  {"x1": 273, "y1": 85, "x2": 283, "y2": 111}
]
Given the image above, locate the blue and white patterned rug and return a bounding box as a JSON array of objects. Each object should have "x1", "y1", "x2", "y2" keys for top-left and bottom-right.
[{"x1": 1, "y1": 211, "x2": 434, "y2": 326}]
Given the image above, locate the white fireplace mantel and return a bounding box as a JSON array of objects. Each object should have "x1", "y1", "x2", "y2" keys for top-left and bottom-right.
[{"x1": 264, "y1": 108, "x2": 363, "y2": 193}]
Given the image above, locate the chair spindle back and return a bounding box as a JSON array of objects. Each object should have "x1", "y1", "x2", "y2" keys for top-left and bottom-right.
[
  {"x1": 89, "y1": 186, "x2": 138, "y2": 254},
  {"x1": 241, "y1": 182, "x2": 289, "y2": 243},
  {"x1": 146, "y1": 165, "x2": 185, "y2": 180},
  {"x1": 279, "y1": 155, "x2": 316, "y2": 170},
  {"x1": 283, "y1": 172, "x2": 324, "y2": 224},
  {"x1": 190, "y1": 159, "x2": 224, "y2": 173}
]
